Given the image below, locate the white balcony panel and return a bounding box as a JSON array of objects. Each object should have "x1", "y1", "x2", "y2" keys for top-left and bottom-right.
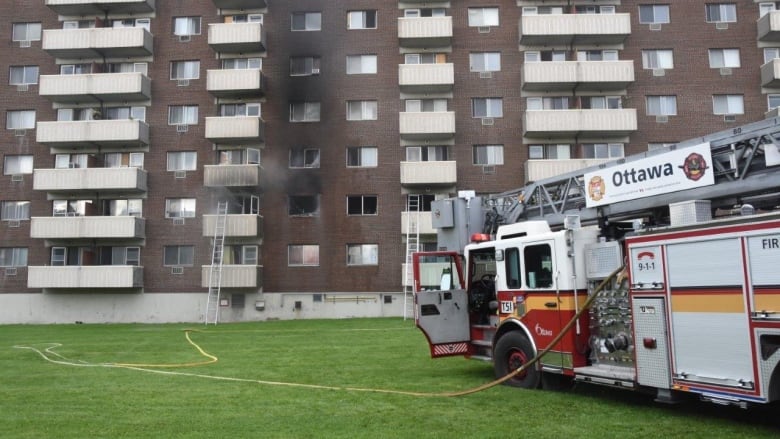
[
  {"x1": 202, "y1": 214, "x2": 263, "y2": 238},
  {"x1": 523, "y1": 109, "x2": 637, "y2": 138},
  {"x1": 398, "y1": 16, "x2": 453, "y2": 47},
  {"x1": 520, "y1": 13, "x2": 631, "y2": 46},
  {"x1": 204, "y1": 164, "x2": 262, "y2": 187},
  {"x1": 399, "y1": 63, "x2": 454, "y2": 93},
  {"x1": 39, "y1": 72, "x2": 151, "y2": 103},
  {"x1": 400, "y1": 161, "x2": 457, "y2": 186},
  {"x1": 208, "y1": 22, "x2": 266, "y2": 53},
  {"x1": 30, "y1": 216, "x2": 145, "y2": 239},
  {"x1": 399, "y1": 112, "x2": 455, "y2": 140},
  {"x1": 525, "y1": 159, "x2": 612, "y2": 183},
  {"x1": 207, "y1": 69, "x2": 264, "y2": 98},
  {"x1": 212, "y1": 0, "x2": 266, "y2": 9},
  {"x1": 36, "y1": 120, "x2": 150, "y2": 148},
  {"x1": 759, "y1": 11, "x2": 780, "y2": 42},
  {"x1": 45, "y1": 0, "x2": 155, "y2": 15},
  {"x1": 761, "y1": 59, "x2": 780, "y2": 88},
  {"x1": 523, "y1": 61, "x2": 633, "y2": 92},
  {"x1": 43, "y1": 27, "x2": 153, "y2": 59},
  {"x1": 201, "y1": 265, "x2": 263, "y2": 288},
  {"x1": 28, "y1": 265, "x2": 143, "y2": 289},
  {"x1": 33, "y1": 167, "x2": 147, "y2": 194},
  {"x1": 401, "y1": 211, "x2": 436, "y2": 235},
  {"x1": 205, "y1": 117, "x2": 265, "y2": 144}
]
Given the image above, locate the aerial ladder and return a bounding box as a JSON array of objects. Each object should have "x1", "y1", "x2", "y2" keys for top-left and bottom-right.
[
  {"x1": 205, "y1": 201, "x2": 228, "y2": 325},
  {"x1": 403, "y1": 195, "x2": 421, "y2": 320}
]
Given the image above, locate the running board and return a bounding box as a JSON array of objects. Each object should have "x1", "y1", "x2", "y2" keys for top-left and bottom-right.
[{"x1": 574, "y1": 365, "x2": 636, "y2": 388}]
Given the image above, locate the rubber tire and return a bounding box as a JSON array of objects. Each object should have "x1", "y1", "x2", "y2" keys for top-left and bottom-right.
[{"x1": 493, "y1": 332, "x2": 541, "y2": 389}]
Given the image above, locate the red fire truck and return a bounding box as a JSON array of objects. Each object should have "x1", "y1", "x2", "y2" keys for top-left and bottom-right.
[{"x1": 413, "y1": 118, "x2": 780, "y2": 407}]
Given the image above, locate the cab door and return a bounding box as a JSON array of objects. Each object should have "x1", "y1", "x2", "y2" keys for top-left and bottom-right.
[{"x1": 413, "y1": 251, "x2": 470, "y2": 358}]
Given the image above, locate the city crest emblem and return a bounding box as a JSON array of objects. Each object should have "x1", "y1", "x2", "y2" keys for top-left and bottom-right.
[{"x1": 588, "y1": 175, "x2": 606, "y2": 202}]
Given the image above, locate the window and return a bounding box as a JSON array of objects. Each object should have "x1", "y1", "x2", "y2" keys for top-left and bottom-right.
[
  {"x1": 291, "y1": 12, "x2": 321, "y2": 31},
  {"x1": 227, "y1": 14, "x2": 263, "y2": 24},
  {"x1": 582, "y1": 143, "x2": 625, "y2": 159},
  {"x1": 164, "y1": 245, "x2": 194, "y2": 266},
  {"x1": 219, "y1": 103, "x2": 261, "y2": 117},
  {"x1": 469, "y1": 52, "x2": 501, "y2": 72},
  {"x1": 223, "y1": 245, "x2": 258, "y2": 265},
  {"x1": 577, "y1": 50, "x2": 618, "y2": 61},
  {"x1": 347, "y1": 10, "x2": 377, "y2": 29},
  {"x1": 641, "y1": 50, "x2": 674, "y2": 69},
  {"x1": 708, "y1": 49, "x2": 740, "y2": 68},
  {"x1": 468, "y1": 7, "x2": 499, "y2": 26},
  {"x1": 527, "y1": 97, "x2": 570, "y2": 110},
  {"x1": 290, "y1": 102, "x2": 320, "y2": 122},
  {"x1": 405, "y1": 53, "x2": 446, "y2": 64},
  {"x1": 472, "y1": 98, "x2": 503, "y2": 118},
  {"x1": 646, "y1": 96, "x2": 677, "y2": 116},
  {"x1": 347, "y1": 244, "x2": 378, "y2": 266},
  {"x1": 648, "y1": 142, "x2": 677, "y2": 151},
  {"x1": 522, "y1": 6, "x2": 564, "y2": 15},
  {"x1": 168, "y1": 105, "x2": 198, "y2": 125},
  {"x1": 406, "y1": 146, "x2": 448, "y2": 162},
  {"x1": 760, "y1": 2, "x2": 780, "y2": 17},
  {"x1": 165, "y1": 198, "x2": 196, "y2": 218},
  {"x1": 575, "y1": 5, "x2": 615, "y2": 14},
  {"x1": 53, "y1": 200, "x2": 91, "y2": 217},
  {"x1": 64, "y1": 20, "x2": 96, "y2": 29},
  {"x1": 765, "y1": 48, "x2": 780, "y2": 63},
  {"x1": 12, "y1": 22, "x2": 41, "y2": 41},
  {"x1": 505, "y1": 248, "x2": 522, "y2": 289},
  {"x1": 6, "y1": 110, "x2": 35, "y2": 130},
  {"x1": 405, "y1": 99, "x2": 447, "y2": 112},
  {"x1": 1, "y1": 201, "x2": 30, "y2": 221},
  {"x1": 347, "y1": 196, "x2": 378, "y2": 215},
  {"x1": 103, "y1": 199, "x2": 142, "y2": 217},
  {"x1": 524, "y1": 50, "x2": 567, "y2": 62},
  {"x1": 170, "y1": 61, "x2": 200, "y2": 80},
  {"x1": 290, "y1": 148, "x2": 320, "y2": 168},
  {"x1": 713, "y1": 95, "x2": 744, "y2": 115},
  {"x1": 288, "y1": 195, "x2": 319, "y2": 216},
  {"x1": 347, "y1": 146, "x2": 378, "y2": 168},
  {"x1": 524, "y1": 244, "x2": 553, "y2": 289},
  {"x1": 222, "y1": 58, "x2": 262, "y2": 70},
  {"x1": 218, "y1": 148, "x2": 260, "y2": 165},
  {"x1": 60, "y1": 64, "x2": 92, "y2": 75},
  {"x1": 769, "y1": 94, "x2": 780, "y2": 110},
  {"x1": 706, "y1": 4, "x2": 737, "y2": 23},
  {"x1": 55, "y1": 153, "x2": 88, "y2": 169},
  {"x1": 581, "y1": 96, "x2": 621, "y2": 109},
  {"x1": 347, "y1": 100, "x2": 378, "y2": 121},
  {"x1": 473, "y1": 145, "x2": 504, "y2": 166},
  {"x1": 104, "y1": 106, "x2": 146, "y2": 121},
  {"x1": 0, "y1": 247, "x2": 27, "y2": 267},
  {"x1": 529, "y1": 144, "x2": 572, "y2": 160},
  {"x1": 173, "y1": 17, "x2": 201, "y2": 35},
  {"x1": 288, "y1": 244, "x2": 319, "y2": 266},
  {"x1": 290, "y1": 56, "x2": 321, "y2": 76},
  {"x1": 346, "y1": 55, "x2": 377, "y2": 74},
  {"x1": 106, "y1": 62, "x2": 148, "y2": 75},
  {"x1": 9, "y1": 66, "x2": 38, "y2": 85},
  {"x1": 4, "y1": 155, "x2": 33, "y2": 175},
  {"x1": 167, "y1": 151, "x2": 197, "y2": 171},
  {"x1": 50, "y1": 247, "x2": 66, "y2": 266},
  {"x1": 404, "y1": 8, "x2": 446, "y2": 17},
  {"x1": 638, "y1": 5, "x2": 670, "y2": 24}
]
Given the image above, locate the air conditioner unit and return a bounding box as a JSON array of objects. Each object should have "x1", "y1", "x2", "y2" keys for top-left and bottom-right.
[
  {"x1": 655, "y1": 115, "x2": 669, "y2": 123},
  {"x1": 311, "y1": 68, "x2": 320, "y2": 74},
  {"x1": 174, "y1": 170, "x2": 187, "y2": 179},
  {"x1": 14, "y1": 129, "x2": 26, "y2": 137},
  {"x1": 16, "y1": 84, "x2": 29, "y2": 92},
  {"x1": 7, "y1": 220, "x2": 21, "y2": 228},
  {"x1": 176, "y1": 124, "x2": 189, "y2": 133},
  {"x1": 171, "y1": 266, "x2": 184, "y2": 275},
  {"x1": 724, "y1": 114, "x2": 737, "y2": 122},
  {"x1": 719, "y1": 67, "x2": 733, "y2": 76},
  {"x1": 178, "y1": 35, "x2": 191, "y2": 42},
  {"x1": 482, "y1": 165, "x2": 496, "y2": 175},
  {"x1": 478, "y1": 26, "x2": 491, "y2": 34},
  {"x1": 177, "y1": 79, "x2": 190, "y2": 87},
  {"x1": 11, "y1": 174, "x2": 23, "y2": 182},
  {"x1": 715, "y1": 22, "x2": 729, "y2": 30},
  {"x1": 173, "y1": 217, "x2": 185, "y2": 225},
  {"x1": 5, "y1": 267, "x2": 18, "y2": 276},
  {"x1": 479, "y1": 71, "x2": 493, "y2": 79},
  {"x1": 19, "y1": 40, "x2": 31, "y2": 48},
  {"x1": 68, "y1": 163, "x2": 80, "y2": 168},
  {"x1": 652, "y1": 68, "x2": 665, "y2": 77},
  {"x1": 481, "y1": 117, "x2": 495, "y2": 126},
  {"x1": 649, "y1": 23, "x2": 662, "y2": 31}
]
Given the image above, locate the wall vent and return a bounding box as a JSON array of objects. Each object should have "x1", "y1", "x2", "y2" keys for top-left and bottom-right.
[
  {"x1": 719, "y1": 67, "x2": 733, "y2": 76},
  {"x1": 655, "y1": 115, "x2": 669, "y2": 123},
  {"x1": 6, "y1": 220, "x2": 21, "y2": 228},
  {"x1": 174, "y1": 170, "x2": 187, "y2": 179},
  {"x1": 14, "y1": 129, "x2": 26, "y2": 137},
  {"x1": 652, "y1": 68, "x2": 665, "y2": 77},
  {"x1": 11, "y1": 174, "x2": 23, "y2": 182},
  {"x1": 477, "y1": 26, "x2": 491, "y2": 34},
  {"x1": 479, "y1": 71, "x2": 493, "y2": 79},
  {"x1": 177, "y1": 79, "x2": 190, "y2": 87},
  {"x1": 5, "y1": 267, "x2": 18, "y2": 276},
  {"x1": 176, "y1": 124, "x2": 189, "y2": 133},
  {"x1": 178, "y1": 35, "x2": 191, "y2": 42},
  {"x1": 715, "y1": 22, "x2": 729, "y2": 30},
  {"x1": 171, "y1": 266, "x2": 184, "y2": 275},
  {"x1": 649, "y1": 23, "x2": 662, "y2": 31},
  {"x1": 173, "y1": 217, "x2": 185, "y2": 225},
  {"x1": 724, "y1": 114, "x2": 737, "y2": 122},
  {"x1": 19, "y1": 40, "x2": 31, "y2": 48},
  {"x1": 16, "y1": 84, "x2": 29, "y2": 92},
  {"x1": 482, "y1": 165, "x2": 496, "y2": 175}
]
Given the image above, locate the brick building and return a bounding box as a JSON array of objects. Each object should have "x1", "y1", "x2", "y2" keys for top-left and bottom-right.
[{"x1": 0, "y1": 0, "x2": 776, "y2": 323}]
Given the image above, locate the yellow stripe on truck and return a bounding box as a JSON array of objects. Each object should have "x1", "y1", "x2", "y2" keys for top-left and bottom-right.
[
  {"x1": 671, "y1": 292, "x2": 744, "y2": 313},
  {"x1": 525, "y1": 294, "x2": 587, "y2": 312}
]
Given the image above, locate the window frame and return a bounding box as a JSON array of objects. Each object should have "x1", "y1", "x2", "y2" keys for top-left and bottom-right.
[
  {"x1": 638, "y1": 5, "x2": 670, "y2": 24},
  {"x1": 472, "y1": 98, "x2": 503, "y2": 118},
  {"x1": 6, "y1": 110, "x2": 36, "y2": 130},
  {"x1": 712, "y1": 94, "x2": 745, "y2": 115},
  {"x1": 469, "y1": 52, "x2": 501, "y2": 72},
  {"x1": 646, "y1": 95, "x2": 678, "y2": 116},
  {"x1": 473, "y1": 145, "x2": 504, "y2": 166},
  {"x1": 1, "y1": 201, "x2": 31, "y2": 221},
  {"x1": 289, "y1": 148, "x2": 321, "y2": 169},
  {"x1": 0, "y1": 247, "x2": 28, "y2": 267},
  {"x1": 12, "y1": 22, "x2": 42, "y2": 42},
  {"x1": 705, "y1": 3, "x2": 737, "y2": 23},
  {"x1": 173, "y1": 16, "x2": 202, "y2": 36},
  {"x1": 165, "y1": 198, "x2": 196, "y2": 218},
  {"x1": 9, "y1": 65, "x2": 39, "y2": 85},
  {"x1": 347, "y1": 195, "x2": 378, "y2": 216},
  {"x1": 168, "y1": 105, "x2": 198, "y2": 125},
  {"x1": 289, "y1": 102, "x2": 321, "y2": 122},
  {"x1": 288, "y1": 244, "x2": 320, "y2": 266},
  {"x1": 347, "y1": 244, "x2": 379, "y2": 266},
  {"x1": 641, "y1": 49, "x2": 674, "y2": 69},
  {"x1": 166, "y1": 151, "x2": 197, "y2": 172},
  {"x1": 346, "y1": 146, "x2": 378, "y2": 168},
  {"x1": 708, "y1": 48, "x2": 741, "y2": 68},
  {"x1": 163, "y1": 245, "x2": 194, "y2": 267},
  {"x1": 346, "y1": 100, "x2": 378, "y2": 121},
  {"x1": 347, "y1": 10, "x2": 377, "y2": 30},
  {"x1": 3, "y1": 155, "x2": 33, "y2": 175},
  {"x1": 346, "y1": 54, "x2": 378, "y2": 75},
  {"x1": 468, "y1": 7, "x2": 500, "y2": 27},
  {"x1": 291, "y1": 12, "x2": 322, "y2": 31},
  {"x1": 170, "y1": 60, "x2": 200, "y2": 80}
]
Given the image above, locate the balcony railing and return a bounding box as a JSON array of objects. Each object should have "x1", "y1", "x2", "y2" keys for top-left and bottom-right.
[
  {"x1": 400, "y1": 161, "x2": 457, "y2": 186},
  {"x1": 208, "y1": 22, "x2": 266, "y2": 53},
  {"x1": 759, "y1": 11, "x2": 780, "y2": 42},
  {"x1": 522, "y1": 61, "x2": 634, "y2": 92},
  {"x1": 398, "y1": 16, "x2": 453, "y2": 47},
  {"x1": 212, "y1": 0, "x2": 266, "y2": 9},
  {"x1": 36, "y1": 119, "x2": 150, "y2": 148},
  {"x1": 203, "y1": 164, "x2": 262, "y2": 187},
  {"x1": 42, "y1": 27, "x2": 153, "y2": 59},
  {"x1": 398, "y1": 63, "x2": 454, "y2": 93},
  {"x1": 28, "y1": 265, "x2": 143, "y2": 289},
  {"x1": 207, "y1": 69, "x2": 265, "y2": 98},
  {"x1": 519, "y1": 13, "x2": 631, "y2": 45},
  {"x1": 205, "y1": 116, "x2": 265, "y2": 144},
  {"x1": 45, "y1": 0, "x2": 155, "y2": 15},
  {"x1": 30, "y1": 216, "x2": 145, "y2": 240},
  {"x1": 761, "y1": 59, "x2": 780, "y2": 88},
  {"x1": 401, "y1": 211, "x2": 436, "y2": 235},
  {"x1": 202, "y1": 214, "x2": 263, "y2": 238},
  {"x1": 399, "y1": 112, "x2": 455, "y2": 140},
  {"x1": 523, "y1": 109, "x2": 637, "y2": 138},
  {"x1": 39, "y1": 72, "x2": 151, "y2": 103},
  {"x1": 525, "y1": 159, "x2": 612, "y2": 183},
  {"x1": 33, "y1": 167, "x2": 147, "y2": 195},
  {"x1": 201, "y1": 265, "x2": 263, "y2": 288}
]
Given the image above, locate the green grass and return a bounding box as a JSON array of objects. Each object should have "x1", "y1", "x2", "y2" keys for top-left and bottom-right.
[{"x1": 1, "y1": 318, "x2": 778, "y2": 438}]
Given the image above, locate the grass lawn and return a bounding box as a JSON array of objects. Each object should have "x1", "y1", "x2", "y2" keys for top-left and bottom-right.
[{"x1": 1, "y1": 318, "x2": 778, "y2": 438}]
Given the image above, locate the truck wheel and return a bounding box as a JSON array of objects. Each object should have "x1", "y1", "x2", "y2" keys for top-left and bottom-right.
[{"x1": 494, "y1": 332, "x2": 540, "y2": 389}]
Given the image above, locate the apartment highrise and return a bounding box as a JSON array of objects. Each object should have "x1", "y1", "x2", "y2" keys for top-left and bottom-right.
[{"x1": 0, "y1": 1, "x2": 775, "y2": 323}]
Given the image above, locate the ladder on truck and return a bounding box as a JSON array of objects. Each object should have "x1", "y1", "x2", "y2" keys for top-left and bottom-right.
[
  {"x1": 484, "y1": 117, "x2": 780, "y2": 232},
  {"x1": 403, "y1": 195, "x2": 421, "y2": 320},
  {"x1": 205, "y1": 201, "x2": 228, "y2": 325}
]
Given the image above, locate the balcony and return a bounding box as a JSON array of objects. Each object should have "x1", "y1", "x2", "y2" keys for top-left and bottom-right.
[
  {"x1": 399, "y1": 112, "x2": 455, "y2": 140},
  {"x1": 204, "y1": 164, "x2": 262, "y2": 187},
  {"x1": 762, "y1": 59, "x2": 780, "y2": 88},
  {"x1": 207, "y1": 69, "x2": 265, "y2": 98},
  {"x1": 212, "y1": 0, "x2": 266, "y2": 9},
  {"x1": 523, "y1": 109, "x2": 637, "y2": 138},
  {"x1": 30, "y1": 216, "x2": 145, "y2": 240},
  {"x1": 519, "y1": 13, "x2": 631, "y2": 46},
  {"x1": 202, "y1": 214, "x2": 263, "y2": 238},
  {"x1": 401, "y1": 211, "x2": 436, "y2": 235},
  {"x1": 759, "y1": 11, "x2": 780, "y2": 42},
  {"x1": 33, "y1": 167, "x2": 147, "y2": 195},
  {"x1": 525, "y1": 159, "x2": 611, "y2": 183},
  {"x1": 201, "y1": 265, "x2": 263, "y2": 288},
  {"x1": 522, "y1": 61, "x2": 634, "y2": 92},
  {"x1": 208, "y1": 22, "x2": 266, "y2": 53},
  {"x1": 398, "y1": 63, "x2": 454, "y2": 94},
  {"x1": 36, "y1": 119, "x2": 150, "y2": 148},
  {"x1": 398, "y1": 16, "x2": 452, "y2": 47},
  {"x1": 28, "y1": 265, "x2": 143, "y2": 289},
  {"x1": 45, "y1": 0, "x2": 155, "y2": 15},
  {"x1": 39, "y1": 72, "x2": 151, "y2": 104},
  {"x1": 43, "y1": 27, "x2": 153, "y2": 59},
  {"x1": 205, "y1": 116, "x2": 264, "y2": 144},
  {"x1": 400, "y1": 161, "x2": 457, "y2": 186}
]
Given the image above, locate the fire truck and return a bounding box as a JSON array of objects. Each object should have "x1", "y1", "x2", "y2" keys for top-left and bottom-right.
[{"x1": 413, "y1": 118, "x2": 780, "y2": 407}]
